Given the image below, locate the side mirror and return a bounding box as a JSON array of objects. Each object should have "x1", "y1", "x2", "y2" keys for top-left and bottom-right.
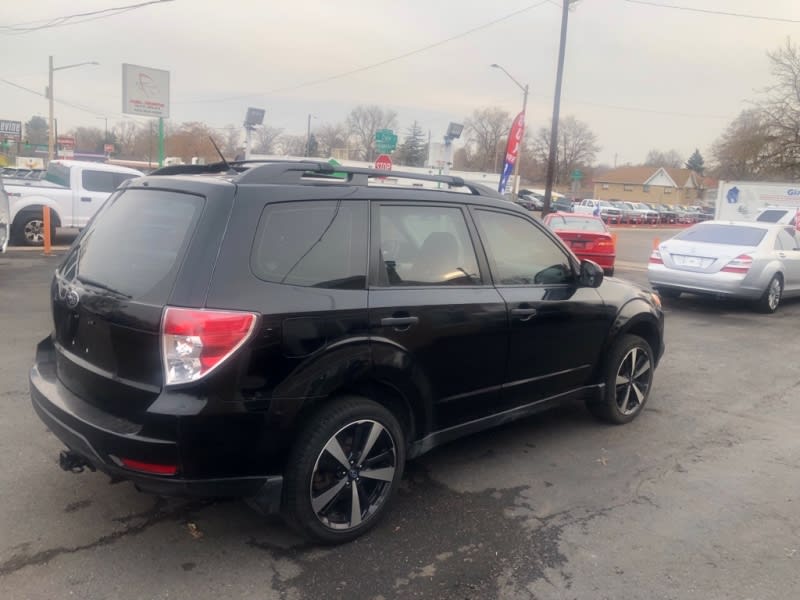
[{"x1": 579, "y1": 260, "x2": 604, "y2": 288}]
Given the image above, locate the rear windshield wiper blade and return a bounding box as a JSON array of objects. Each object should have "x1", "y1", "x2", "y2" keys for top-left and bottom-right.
[{"x1": 75, "y1": 276, "x2": 132, "y2": 299}]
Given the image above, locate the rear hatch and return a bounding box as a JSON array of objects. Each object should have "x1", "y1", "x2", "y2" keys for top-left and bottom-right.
[{"x1": 52, "y1": 188, "x2": 206, "y2": 419}]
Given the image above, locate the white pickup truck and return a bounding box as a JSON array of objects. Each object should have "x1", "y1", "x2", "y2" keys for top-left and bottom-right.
[
  {"x1": 573, "y1": 198, "x2": 622, "y2": 223},
  {"x1": 3, "y1": 160, "x2": 142, "y2": 246}
]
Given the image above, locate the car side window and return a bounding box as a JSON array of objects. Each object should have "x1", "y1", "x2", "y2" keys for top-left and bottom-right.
[
  {"x1": 474, "y1": 210, "x2": 573, "y2": 286},
  {"x1": 375, "y1": 204, "x2": 481, "y2": 286},
  {"x1": 777, "y1": 229, "x2": 798, "y2": 251},
  {"x1": 114, "y1": 173, "x2": 138, "y2": 187},
  {"x1": 251, "y1": 200, "x2": 368, "y2": 289},
  {"x1": 82, "y1": 170, "x2": 118, "y2": 193}
]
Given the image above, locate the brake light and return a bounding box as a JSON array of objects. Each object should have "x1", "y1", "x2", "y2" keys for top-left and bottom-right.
[
  {"x1": 161, "y1": 307, "x2": 257, "y2": 385},
  {"x1": 721, "y1": 254, "x2": 753, "y2": 274},
  {"x1": 119, "y1": 457, "x2": 178, "y2": 476},
  {"x1": 595, "y1": 237, "x2": 615, "y2": 251},
  {"x1": 649, "y1": 249, "x2": 663, "y2": 264}
]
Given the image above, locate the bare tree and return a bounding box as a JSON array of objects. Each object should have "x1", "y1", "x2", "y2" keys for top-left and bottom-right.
[
  {"x1": 532, "y1": 116, "x2": 599, "y2": 185},
  {"x1": 114, "y1": 120, "x2": 141, "y2": 158},
  {"x1": 165, "y1": 122, "x2": 219, "y2": 163},
  {"x1": 643, "y1": 149, "x2": 683, "y2": 168},
  {"x1": 347, "y1": 105, "x2": 398, "y2": 161},
  {"x1": 277, "y1": 134, "x2": 308, "y2": 156},
  {"x1": 69, "y1": 126, "x2": 105, "y2": 153},
  {"x1": 710, "y1": 109, "x2": 775, "y2": 180},
  {"x1": 315, "y1": 122, "x2": 348, "y2": 157},
  {"x1": 220, "y1": 124, "x2": 241, "y2": 158},
  {"x1": 759, "y1": 38, "x2": 800, "y2": 178},
  {"x1": 252, "y1": 125, "x2": 283, "y2": 154},
  {"x1": 464, "y1": 107, "x2": 511, "y2": 172}
]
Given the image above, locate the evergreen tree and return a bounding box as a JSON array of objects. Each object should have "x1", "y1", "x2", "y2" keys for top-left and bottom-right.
[
  {"x1": 686, "y1": 148, "x2": 705, "y2": 175},
  {"x1": 397, "y1": 121, "x2": 427, "y2": 167}
]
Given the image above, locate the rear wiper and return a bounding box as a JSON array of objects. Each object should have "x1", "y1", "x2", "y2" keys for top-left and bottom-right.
[{"x1": 75, "y1": 276, "x2": 132, "y2": 299}]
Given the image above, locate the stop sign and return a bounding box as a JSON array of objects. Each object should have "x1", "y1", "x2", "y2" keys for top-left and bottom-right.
[{"x1": 375, "y1": 154, "x2": 393, "y2": 171}]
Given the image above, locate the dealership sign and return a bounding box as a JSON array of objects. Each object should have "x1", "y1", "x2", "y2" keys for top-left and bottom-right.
[
  {"x1": 0, "y1": 120, "x2": 22, "y2": 140},
  {"x1": 122, "y1": 63, "x2": 170, "y2": 118}
]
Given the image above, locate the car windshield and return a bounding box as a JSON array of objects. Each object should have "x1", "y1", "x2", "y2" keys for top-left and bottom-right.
[
  {"x1": 548, "y1": 216, "x2": 606, "y2": 232},
  {"x1": 674, "y1": 224, "x2": 767, "y2": 246}
]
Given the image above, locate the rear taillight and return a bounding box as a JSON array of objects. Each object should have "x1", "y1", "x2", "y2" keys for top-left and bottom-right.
[
  {"x1": 161, "y1": 307, "x2": 257, "y2": 385},
  {"x1": 721, "y1": 254, "x2": 753, "y2": 274},
  {"x1": 649, "y1": 249, "x2": 663, "y2": 264},
  {"x1": 595, "y1": 237, "x2": 615, "y2": 251}
]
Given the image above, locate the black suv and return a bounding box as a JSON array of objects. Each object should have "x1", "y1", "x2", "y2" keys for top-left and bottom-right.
[{"x1": 30, "y1": 161, "x2": 664, "y2": 544}]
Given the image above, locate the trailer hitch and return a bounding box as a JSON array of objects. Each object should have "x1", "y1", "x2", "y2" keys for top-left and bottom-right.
[{"x1": 59, "y1": 450, "x2": 96, "y2": 473}]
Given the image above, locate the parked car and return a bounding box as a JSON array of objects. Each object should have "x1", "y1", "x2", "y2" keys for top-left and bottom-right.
[
  {"x1": 755, "y1": 207, "x2": 797, "y2": 226},
  {"x1": 30, "y1": 160, "x2": 665, "y2": 544},
  {"x1": 670, "y1": 205, "x2": 696, "y2": 224},
  {"x1": 549, "y1": 196, "x2": 575, "y2": 213},
  {"x1": 3, "y1": 160, "x2": 142, "y2": 246},
  {"x1": 574, "y1": 199, "x2": 622, "y2": 223},
  {"x1": 610, "y1": 201, "x2": 638, "y2": 224},
  {"x1": 515, "y1": 192, "x2": 544, "y2": 211},
  {"x1": 648, "y1": 220, "x2": 800, "y2": 312},
  {"x1": 543, "y1": 212, "x2": 616, "y2": 276},
  {"x1": 0, "y1": 177, "x2": 8, "y2": 253},
  {"x1": 652, "y1": 204, "x2": 677, "y2": 224},
  {"x1": 632, "y1": 202, "x2": 660, "y2": 224}
]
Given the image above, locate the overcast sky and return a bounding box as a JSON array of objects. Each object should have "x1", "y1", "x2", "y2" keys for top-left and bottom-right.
[{"x1": 2, "y1": 0, "x2": 799, "y2": 165}]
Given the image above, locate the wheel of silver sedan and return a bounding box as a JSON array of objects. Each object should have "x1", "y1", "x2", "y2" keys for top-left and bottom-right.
[
  {"x1": 614, "y1": 346, "x2": 653, "y2": 416},
  {"x1": 310, "y1": 419, "x2": 397, "y2": 531},
  {"x1": 767, "y1": 277, "x2": 781, "y2": 311}
]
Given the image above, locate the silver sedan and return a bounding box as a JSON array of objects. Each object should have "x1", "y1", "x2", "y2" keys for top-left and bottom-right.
[{"x1": 647, "y1": 221, "x2": 800, "y2": 313}]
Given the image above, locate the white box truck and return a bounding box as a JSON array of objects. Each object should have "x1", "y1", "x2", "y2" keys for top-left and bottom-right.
[{"x1": 716, "y1": 181, "x2": 800, "y2": 225}]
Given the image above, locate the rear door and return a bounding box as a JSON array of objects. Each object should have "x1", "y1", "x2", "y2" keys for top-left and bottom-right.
[
  {"x1": 368, "y1": 202, "x2": 508, "y2": 430},
  {"x1": 471, "y1": 208, "x2": 613, "y2": 409},
  {"x1": 52, "y1": 187, "x2": 211, "y2": 420},
  {"x1": 75, "y1": 169, "x2": 137, "y2": 227}
]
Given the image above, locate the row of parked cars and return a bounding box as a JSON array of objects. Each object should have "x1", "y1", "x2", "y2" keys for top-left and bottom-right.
[{"x1": 512, "y1": 191, "x2": 713, "y2": 225}]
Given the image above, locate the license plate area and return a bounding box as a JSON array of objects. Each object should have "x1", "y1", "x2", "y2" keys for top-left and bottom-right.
[{"x1": 671, "y1": 254, "x2": 713, "y2": 268}]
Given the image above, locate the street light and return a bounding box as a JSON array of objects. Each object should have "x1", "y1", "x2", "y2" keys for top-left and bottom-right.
[
  {"x1": 306, "y1": 114, "x2": 317, "y2": 157},
  {"x1": 48, "y1": 56, "x2": 99, "y2": 161},
  {"x1": 491, "y1": 63, "x2": 528, "y2": 196}
]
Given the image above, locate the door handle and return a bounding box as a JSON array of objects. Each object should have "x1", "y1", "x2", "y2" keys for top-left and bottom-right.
[
  {"x1": 80, "y1": 196, "x2": 92, "y2": 202},
  {"x1": 511, "y1": 307, "x2": 538, "y2": 321},
  {"x1": 778, "y1": 252, "x2": 786, "y2": 258},
  {"x1": 380, "y1": 316, "x2": 419, "y2": 329}
]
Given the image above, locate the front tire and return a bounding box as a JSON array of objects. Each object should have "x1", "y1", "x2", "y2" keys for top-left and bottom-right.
[
  {"x1": 587, "y1": 334, "x2": 655, "y2": 424},
  {"x1": 282, "y1": 396, "x2": 406, "y2": 544},
  {"x1": 12, "y1": 211, "x2": 56, "y2": 247},
  {"x1": 756, "y1": 274, "x2": 782, "y2": 314}
]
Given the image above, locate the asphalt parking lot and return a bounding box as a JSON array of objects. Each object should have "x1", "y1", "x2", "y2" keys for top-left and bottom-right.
[{"x1": 1, "y1": 238, "x2": 799, "y2": 600}]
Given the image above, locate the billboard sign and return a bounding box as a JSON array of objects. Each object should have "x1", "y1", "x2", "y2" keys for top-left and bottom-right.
[
  {"x1": 0, "y1": 120, "x2": 22, "y2": 140},
  {"x1": 122, "y1": 63, "x2": 170, "y2": 118}
]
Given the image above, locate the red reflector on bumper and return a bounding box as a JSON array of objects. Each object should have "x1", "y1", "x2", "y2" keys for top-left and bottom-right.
[{"x1": 120, "y1": 457, "x2": 178, "y2": 476}]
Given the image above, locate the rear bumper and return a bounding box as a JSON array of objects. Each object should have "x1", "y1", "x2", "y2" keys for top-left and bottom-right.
[
  {"x1": 29, "y1": 338, "x2": 283, "y2": 509},
  {"x1": 647, "y1": 264, "x2": 762, "y2": 299}
]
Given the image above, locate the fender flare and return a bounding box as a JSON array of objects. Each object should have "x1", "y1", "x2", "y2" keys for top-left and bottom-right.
[{"x1": 10, "y1": 195, "x2": 63, "y2": 227}]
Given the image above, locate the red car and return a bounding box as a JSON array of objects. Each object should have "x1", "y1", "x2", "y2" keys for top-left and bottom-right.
[{"x1": 543, "y1": 212, "x2": 616, "y2": 276}]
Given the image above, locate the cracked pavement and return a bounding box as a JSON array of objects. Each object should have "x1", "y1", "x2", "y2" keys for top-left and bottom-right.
[{"x1": 1, "y1": 244, "x2": 799, "y2": 600}]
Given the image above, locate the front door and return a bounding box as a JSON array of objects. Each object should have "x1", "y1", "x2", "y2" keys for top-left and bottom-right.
[
  {"x1": 471, "y1": 208, "x2": 613, "y2": 409},
  {"x1": 368, "y1": 202, "x2": 508, "y2": 430},
  {"x1": 75, "y1": 170, "x2": 136, "y2": 227}
]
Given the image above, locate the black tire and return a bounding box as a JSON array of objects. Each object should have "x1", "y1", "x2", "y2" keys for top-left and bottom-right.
[
  {"x1": 587, "y1": 334, "x2": 655, "y2": 424},
  {"x1": 12, "y1": 210, "x2": 56, "y2": 247},
  {"x1": 755, "y1": 274, "x2": 782, "y2": 314},
  {"x1": 282, "y1": 395, "x2": 406, "y2": 544},
  {"x1": 605, "y1": 267, "x2": 615, "y2": 277},
  {"x1": 656, "y1": 287, "x2": 681, "y2": 300}
]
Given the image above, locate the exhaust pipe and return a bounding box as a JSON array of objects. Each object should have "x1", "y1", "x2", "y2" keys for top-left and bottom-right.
[{"x1": 59, "y1": 450, "x2": 95, "y2": 473}]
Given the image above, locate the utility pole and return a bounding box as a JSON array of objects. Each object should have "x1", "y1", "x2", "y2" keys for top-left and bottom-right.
[
  {"x1": 306, "y1": 114, "x2": 312, "y2": 157},
  {"x1": 48, "y1": 56, "x2": 54, "y2": 161},
  {"x1": 543, "y1": 0, "x2": 571, "y2": 215}
]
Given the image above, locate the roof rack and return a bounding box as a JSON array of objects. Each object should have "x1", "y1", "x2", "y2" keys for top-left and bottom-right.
[{"x1": 147, "y1": 159, "x2": 503, "y2": 199}]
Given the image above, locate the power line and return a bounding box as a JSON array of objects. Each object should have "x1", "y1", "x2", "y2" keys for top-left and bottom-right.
[
  {"x1": 0, "y1": 0, "x2": 175, "y2": 34},
  {"x1": 624, "y1": 0, "x2": 800, "y2": 24},
  {"x1": 0, "y1": 78, "x2": 133, "y2": 120},
  {"x1": 175, "y1": 0, "x2": 553, "y2": 104}
]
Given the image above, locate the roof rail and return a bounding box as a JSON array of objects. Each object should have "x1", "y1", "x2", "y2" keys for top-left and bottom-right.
[
  {"x1": 235, "y1": 160, "x2": 499, "y2": 197},
  {"x1": 149, "y1": 161, "x2": 240, "y2": 176}
]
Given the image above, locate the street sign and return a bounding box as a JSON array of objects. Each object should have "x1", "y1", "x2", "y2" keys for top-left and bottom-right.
[
  {"x1": 245, "y1": 107, "x2": 265, "y2": 127},
  {"x1": 374, "y1": 129, "x2": 397, "y2": 153},
  {"x1": 571, "y1": 169, "x2": 583, "y2": 181},
  {"x1": 104, "y1": 143, "x2": 115, "y2": 154},
  {"x1": 375, "y1": 154, "x2": 393, "y2": 171},
  {"x1": 57, "y1": 136, "x2": 75, "y2": 148}
]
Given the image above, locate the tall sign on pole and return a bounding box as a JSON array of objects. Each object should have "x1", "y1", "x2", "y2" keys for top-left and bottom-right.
[
  {"x1": 122, "y1": 64, "x2": 170, "y2": 166},
  {"x1": 243, "y1": 107, "x2": 265, "y2": 160}
]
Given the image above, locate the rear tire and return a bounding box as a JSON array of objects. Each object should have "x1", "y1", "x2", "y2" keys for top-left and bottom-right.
[
  {"x1": 605, "y1": 267, "x2": 615, "y2": 277},
  {"x1": 755, "y1": 274, "x2": 782, "y2": 314},
  {"x1": 656, "y1": 287, "x2": 681, "y2": 300},
  {"x1": 587, "y1": 334, "x2": 654, "y2": 424},
  {"x1": 282, "y1": 395, "x2": 406, "y2": 544}
]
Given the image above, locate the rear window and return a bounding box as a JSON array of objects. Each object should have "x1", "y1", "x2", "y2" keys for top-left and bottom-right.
[
  {"x1": 69, "y1": 189, "x2": 204, "y2": 301},
  {"x1": 251, "y1": 200, "x2": 368, "y2": 289},
  {"x1": 674, "y1": 224, "x2": 766, "y2": 246},
  {"x1": 44, "y1": 162, "x2": 70, "y2": 187},
  {"x1": 548, "y1": 216, "x2": 606, "y2": 232},
  {"x1": 756, "y1": 209, "x2": 789, "y2": 223}
]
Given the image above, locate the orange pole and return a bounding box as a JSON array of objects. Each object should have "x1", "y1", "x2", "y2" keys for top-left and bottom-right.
[
  {"x1": 611, "y1": 232, "x2": 618, "y2": 248},
  {"x1": 43, "y1": 206, "x2": 52, "y2": 256},
  {"x1": 652, "y1": 237, "x2": 660, "y2": 249}
]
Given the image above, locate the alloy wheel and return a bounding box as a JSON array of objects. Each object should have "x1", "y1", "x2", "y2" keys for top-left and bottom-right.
[
  {"x1": 24, "y1": 219, "x2": 45, "y2": 243},
  {"x1": 614, "y1": 346, "x2": 652, "y2": 415},
  {"x1": 310, "y1": 419, "x2": 397, "y2": 531},
  {"x1": 768, "y1": 278, "x2": 781, "y2": 311}
]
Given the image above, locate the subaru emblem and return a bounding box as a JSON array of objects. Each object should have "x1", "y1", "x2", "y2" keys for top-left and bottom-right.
[{"x1": 65, "y1": 289, "x2": 80, "y2": 309}]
